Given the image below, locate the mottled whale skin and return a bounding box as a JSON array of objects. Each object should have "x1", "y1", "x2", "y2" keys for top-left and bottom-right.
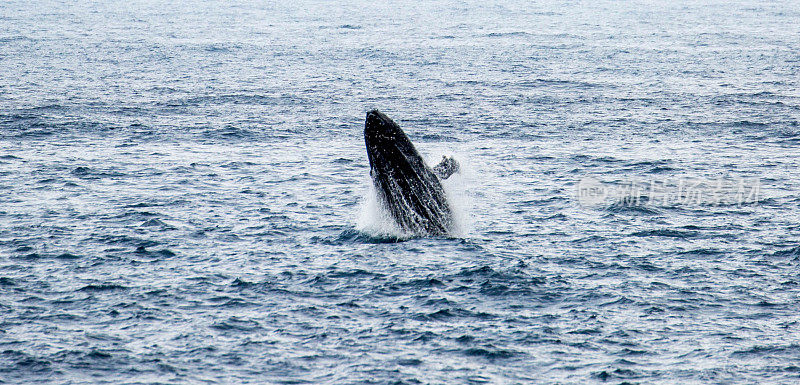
[{"x1": 364, "y1": 109, "x2": 458, "y2": 236}]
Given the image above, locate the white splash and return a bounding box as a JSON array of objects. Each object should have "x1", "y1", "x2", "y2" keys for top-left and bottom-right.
[
  {"x1": 435, "y1": 151, "x2": 474, "y2": 238},
  {"x1": 355, "y1": 176, "x2": 410, "y2": 239}
]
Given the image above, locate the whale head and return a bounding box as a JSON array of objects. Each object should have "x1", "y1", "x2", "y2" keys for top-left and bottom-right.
[
  {"x1": 365, "y1": 109, "x2": 399, "y2": 143},
  {"x1": 364, "y1": 109, "x2": 423, "y2": 173}
]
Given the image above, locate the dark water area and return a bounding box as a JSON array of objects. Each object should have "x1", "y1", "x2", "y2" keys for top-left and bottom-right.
[{"x1": 1, "y1": 0, "x2": 800, "y2": 383}]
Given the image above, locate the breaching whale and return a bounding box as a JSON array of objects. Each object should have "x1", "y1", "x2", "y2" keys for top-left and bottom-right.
[{"x1": 364, "y1": 109, "x2": 459, "y2": 236}]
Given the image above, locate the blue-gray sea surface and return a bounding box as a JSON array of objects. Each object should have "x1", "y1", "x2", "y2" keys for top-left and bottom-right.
[{"x1": 2, "y1": 0, "x2": 800, "y2": 384}]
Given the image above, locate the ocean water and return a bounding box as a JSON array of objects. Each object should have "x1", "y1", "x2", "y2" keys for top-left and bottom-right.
[{"x1": 1, "y1": 0, "x2": 800, "y2": 383}]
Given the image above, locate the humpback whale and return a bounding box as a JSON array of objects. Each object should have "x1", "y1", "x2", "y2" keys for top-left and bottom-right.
[{"x1": 364, "y1": 110, "x2": 459, "y2": 236}]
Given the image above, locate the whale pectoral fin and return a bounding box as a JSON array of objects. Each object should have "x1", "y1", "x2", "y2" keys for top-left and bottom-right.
[{"x1": 432, "y1": 155, "x2": 459, "y2": 180}]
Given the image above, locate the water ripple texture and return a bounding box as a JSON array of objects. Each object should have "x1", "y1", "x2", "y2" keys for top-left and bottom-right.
[{"x1": 1, "y1": 0, "x2": 800, "y2": 384}]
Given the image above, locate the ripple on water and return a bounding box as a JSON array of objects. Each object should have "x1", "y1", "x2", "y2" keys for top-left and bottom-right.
[{"x1": 1, "y1": 1, "x2": 799, "y2": 384}]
